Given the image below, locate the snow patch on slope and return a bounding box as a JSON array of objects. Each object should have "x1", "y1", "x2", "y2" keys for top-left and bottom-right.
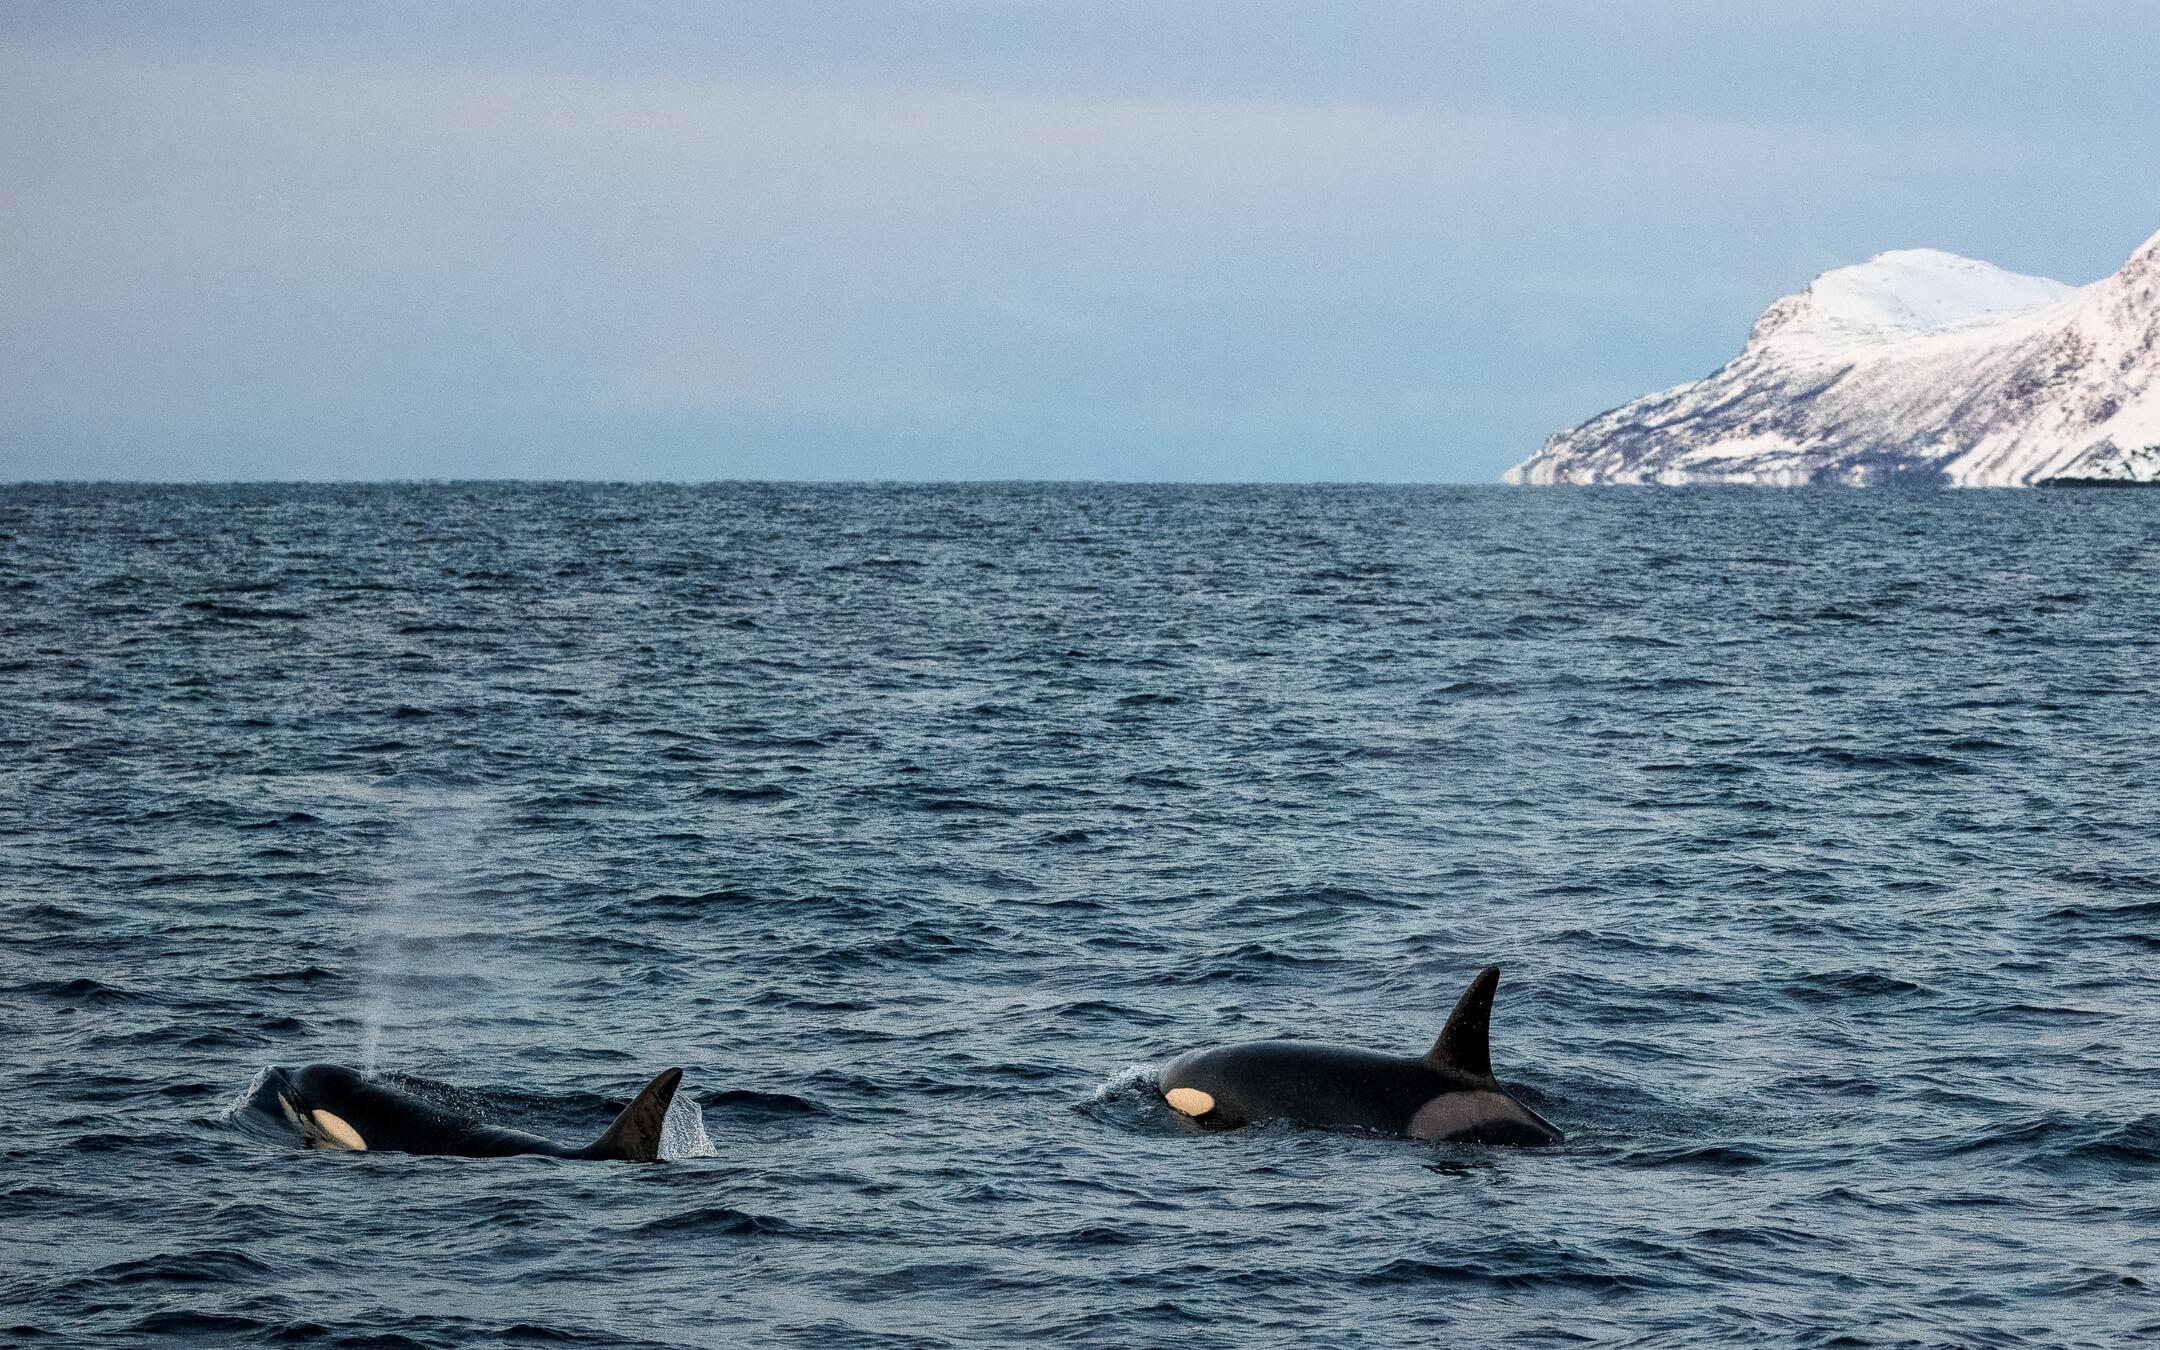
[{"x1": 1749, "y1": 250, "x2": 2074, "y2": 357}]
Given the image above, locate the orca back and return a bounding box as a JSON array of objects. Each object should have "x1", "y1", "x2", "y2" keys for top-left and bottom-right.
[
  {"x1": 1160, "y1": 1041, "x2": 1453, "y2": 1135},
  {"x1": 254, "y1": 1064, "x2": 683, "y2": 1161}
]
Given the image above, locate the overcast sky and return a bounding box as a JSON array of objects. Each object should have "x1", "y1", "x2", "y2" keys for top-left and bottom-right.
[{"x1": 4, "y1": 2, "x2": 2158, "y2": 482}]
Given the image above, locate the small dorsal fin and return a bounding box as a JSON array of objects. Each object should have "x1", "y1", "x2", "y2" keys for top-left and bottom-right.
[
  {"x1": 579, "y1": 1068, "x2": 683, "y2": 1162},
  {"x1": 1426, "y1": 966, "x2": 1500, "y2": 1080}
]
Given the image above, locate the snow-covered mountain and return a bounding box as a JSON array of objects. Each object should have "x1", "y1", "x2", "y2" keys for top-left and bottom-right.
[{"x1": 1507, "y1": 229, "x2": 2160, "y2": 486}]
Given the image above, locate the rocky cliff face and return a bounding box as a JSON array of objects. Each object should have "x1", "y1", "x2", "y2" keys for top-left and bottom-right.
[{"x1": 1507, "y1": 230, "x2": 2160, "y2": 486}]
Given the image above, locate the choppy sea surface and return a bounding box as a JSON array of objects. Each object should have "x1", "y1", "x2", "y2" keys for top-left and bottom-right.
[{"x1": 2, "y1": 482, "x2": 2156, "y2": 1348}]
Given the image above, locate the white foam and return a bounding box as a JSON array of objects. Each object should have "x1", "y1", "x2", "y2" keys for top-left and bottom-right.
[
  {"x1": 223, "y1": 1065, "x2": 279, "y2": 1122},
  {"x1": 1088, "y1": 1063, "x2": 1162, "y2": 1102}
]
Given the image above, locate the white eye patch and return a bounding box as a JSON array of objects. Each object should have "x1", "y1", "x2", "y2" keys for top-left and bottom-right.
[
  {"x1": 1165, "y1": 1087, "x2": 1216, "y2": 1117},
  {"x1": 310, "y1": 1109, "x2": 368, "y2": 1151}
]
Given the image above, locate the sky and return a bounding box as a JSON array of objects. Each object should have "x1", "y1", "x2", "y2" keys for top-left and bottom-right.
[{"x1": 4, "y1": 2, "x2": 2159, "y2": 483}]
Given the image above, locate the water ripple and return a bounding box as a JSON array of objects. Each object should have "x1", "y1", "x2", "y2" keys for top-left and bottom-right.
[{"x1": 2, "y1": 483, "x2": 2156, "y2": 1348}]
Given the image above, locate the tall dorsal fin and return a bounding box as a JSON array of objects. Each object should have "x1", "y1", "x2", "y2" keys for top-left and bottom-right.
[
  {"x1": 578, "y1": 1068, "x2": 683, "y2": 1163},
  {"x1": 1426, "y1": 966, "x2": 1499, "y2": 1080}
]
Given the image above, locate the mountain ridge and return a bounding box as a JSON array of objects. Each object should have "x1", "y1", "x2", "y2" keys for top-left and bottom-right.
[{"x1": 1507, "y1": 229, "x2": 2160, "y2": 486}]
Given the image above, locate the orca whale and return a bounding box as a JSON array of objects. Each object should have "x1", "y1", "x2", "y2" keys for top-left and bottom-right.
[
  {"x1": 246, "y1": 1063, "x2": 684, "y2": 1161},
  {"x1": 1158, "y1": 966, "x2": 1563, "y2": 1147}
]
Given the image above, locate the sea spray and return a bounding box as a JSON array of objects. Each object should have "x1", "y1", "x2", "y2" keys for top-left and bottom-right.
[
  {"x1": 354, "y1": 788, "x2": 502, "y2": 1075},
  {"x1": 659, "y1": 1089, "x2": 718, "y2": 1160}
]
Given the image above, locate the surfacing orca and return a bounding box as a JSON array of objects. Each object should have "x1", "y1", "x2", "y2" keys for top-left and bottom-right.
[
  {"x1": 247, "y1": 1063, "x2": 684, "y2": 1161},
  {"x1": 1158, "y1": 966, "x2": 1563, "y2": 1147}
]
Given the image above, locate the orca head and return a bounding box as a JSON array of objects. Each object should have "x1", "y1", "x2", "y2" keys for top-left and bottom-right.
[
  {"x1": 253, "y1": 1063, "x2": 377, "y2": 1152},
  {"x1": 287, "y1": 1063, "x2": 368, "y2": 1102},
  {"x1": 241, "y1": 1065, "x2": 301, "y2": 1134}
]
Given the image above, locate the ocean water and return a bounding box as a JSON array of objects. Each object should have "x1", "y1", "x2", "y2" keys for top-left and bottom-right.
[{"x1": 2, "y1": 482, "x2": 2155, "y2": 1348}]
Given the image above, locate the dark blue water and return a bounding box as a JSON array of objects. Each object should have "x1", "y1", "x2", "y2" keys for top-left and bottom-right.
[{"x1": 3, "y1": 483, "x2": 2156, "y2": 1347}]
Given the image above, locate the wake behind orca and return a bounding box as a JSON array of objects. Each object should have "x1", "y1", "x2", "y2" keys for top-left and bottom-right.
[
  {"x1": 245, "y1": 1064, "x2": 684, "y2": 1161},
  {"x1": 1158, "y1": 966, "x2": 1563, "y2": 1147}
]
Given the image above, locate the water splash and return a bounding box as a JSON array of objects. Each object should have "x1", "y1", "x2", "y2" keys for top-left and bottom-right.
[
  {"x1": 222, "y1": 1065, "x2": 278, "y2": 1122},
  {"x1": 1088, "y1": 1064, "x2": 1163, "y2": 1104},
  {"x1": 659, "y1": 1090, "x2": 718, "y2": 1160},
  {"x1": 1076, "y1": 1064, "x2": 1175, "y2": 1134}
]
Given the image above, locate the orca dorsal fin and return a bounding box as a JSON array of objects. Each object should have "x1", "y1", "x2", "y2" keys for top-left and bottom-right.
[
  {"x1": 579, "y1": 1068, "x2": 683, "y2": 1162},
  {"x1": 1426, "y1": 966, "x2": 1500, "y2": 1080}
]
